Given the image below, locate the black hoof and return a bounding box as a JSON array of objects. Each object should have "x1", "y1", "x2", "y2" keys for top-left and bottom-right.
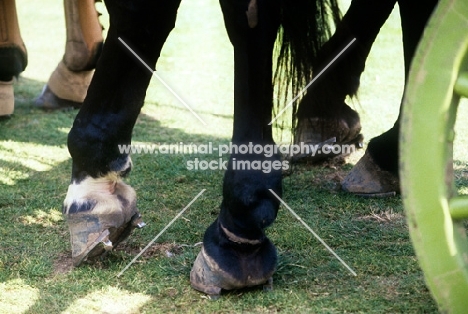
[{"x1": 190, "y1": 245, "x2": 275, "y2": 297}]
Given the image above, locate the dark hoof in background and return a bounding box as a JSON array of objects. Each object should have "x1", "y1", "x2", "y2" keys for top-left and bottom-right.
[
  {"x1": 190, "y1": 245, "x2": 274, "y2": 297},
  {"x1": 292, "y1": 104, "x2": 363, "y2": 163},
  {"x1": 342, "y1": 150, "x2": 399, "y2": 197},
  {"x1": 34, "y1": 85, "x2": 82, "y2": 110}
]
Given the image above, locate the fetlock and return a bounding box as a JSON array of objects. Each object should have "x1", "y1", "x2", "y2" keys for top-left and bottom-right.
[
  {"x1": 293, "y1": 102, "x2": 363, "y2": 162},
  {"x1": 292, "y1": 22, "x2": 370, "y2": 162},
  {"x1": 191, "y1": 153, "x2": 281, "y2": 296},
  {"x1": 341, "y1": 127, "x2": 400, "y2": 197},
  {"x1": 365, "y1": 126, "x2": 399, "y2": 175},
  {"x1": 292, "y1": 34, "x2": 364, "y2": 162},
  {"x1": 295, "y1": 102, "x2": 362, "y2": 143}
]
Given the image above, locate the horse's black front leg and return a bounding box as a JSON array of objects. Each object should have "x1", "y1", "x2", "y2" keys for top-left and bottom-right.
[
  {"x1": 63, "y1": 0, "x2": 181, "y2": 266},
  {"x1": 190, "y1": 0, "x2": 282, "y2": 296}
]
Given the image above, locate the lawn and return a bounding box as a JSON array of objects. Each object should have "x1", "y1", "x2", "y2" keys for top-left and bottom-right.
[{"x1": 1, "y1": 0, "x2": 466, "y2": 313}]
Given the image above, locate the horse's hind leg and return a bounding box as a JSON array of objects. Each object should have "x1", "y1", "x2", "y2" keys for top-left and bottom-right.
[
  {"x1": 341, "y1": 0, "x2": 439, "y2": 196},
  {"x1": 35, "y1": 0, "x2": 103, "y2": 110},
  {"x1": 0, "y1": 0, "x2": 27, "y2": 116},
  {"x1": 294, "y1": 0, "x2": 398, "y2": 162},
  {"x1": 64, "y1": 0, "x2": 181, "y2": 266},
  {"x1": 191, "y1": 0, "x2": 282, "y2": 296}
]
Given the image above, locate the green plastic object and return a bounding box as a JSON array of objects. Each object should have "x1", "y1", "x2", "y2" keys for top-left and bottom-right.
[{"x1": 400, "y1": 0, "x2": 468, "y2": 312}]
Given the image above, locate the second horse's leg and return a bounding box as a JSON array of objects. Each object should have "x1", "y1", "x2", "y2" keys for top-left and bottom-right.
[
  {"x1": 35, "y1": 0, "x2": 103, "y2": 110},
  {"x1": 0, "y1": 0, "x2": 27, "y2": 117}
]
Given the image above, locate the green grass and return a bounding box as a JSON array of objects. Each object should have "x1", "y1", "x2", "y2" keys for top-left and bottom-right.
[{"x1": 1, "y1": 0, "x2": 467, "y2": 313}]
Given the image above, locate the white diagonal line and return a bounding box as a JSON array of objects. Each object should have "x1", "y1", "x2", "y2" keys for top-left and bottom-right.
[
  {"x1": 269, "y1": 38, "x2": 357, "y2": 125},
  {"x1": 117, "y1": 189, "x2": 206, "y2": 277},
  {"x1": 269, "y1": 189, "x2": 357, "y2": 276},
  {"x1": 118, "y1": 37, "x2": 207, "y2": 126}
]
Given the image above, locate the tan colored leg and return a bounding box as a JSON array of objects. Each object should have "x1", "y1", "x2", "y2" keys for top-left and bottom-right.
[
  {"x1": 36, "y1": 0, "x2": 103, "y2": 109},
  {"x1": 63, "y1": 0, "x2": 103, "y2": 71},
  {"x1": 0, "y1": 0, "x2": 27, "y2": 116},
  {"x1": 43, "y1": 60, "x2": 93, "y2": 105},
  {"x1": 0, "y1": 0, "x2": 27, "y2": 70},
  {"x1": 0, "y1": 79, "x2": 14, "y2": 116}
]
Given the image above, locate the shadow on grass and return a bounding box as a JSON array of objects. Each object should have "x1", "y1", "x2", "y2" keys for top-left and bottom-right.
[
  {"x1": 0, "y1": 76, "x2": 236, "y2": 312},
  {"x1": 2, "y1": 75, "x2": 460, "y2": 313}
]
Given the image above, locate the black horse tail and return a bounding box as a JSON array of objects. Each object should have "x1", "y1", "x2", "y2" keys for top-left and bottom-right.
[{"x1": 273, "y1": 0, "x2": 341, "y2": 130}]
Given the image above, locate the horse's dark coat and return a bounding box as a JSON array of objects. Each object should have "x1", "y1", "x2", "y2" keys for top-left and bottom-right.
[
  {"x1": 297, "y1": 0, "x2": 439, "y2": 176},
  {"x1": 65, "y1": 0, "x2": 340, "y2": 286},
  {"x1": 0, "y1": 0, "x2": 441, "y2": 290}
]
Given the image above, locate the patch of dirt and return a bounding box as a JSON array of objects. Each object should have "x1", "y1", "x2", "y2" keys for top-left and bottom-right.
[
  {"x1": 374, "y1": 276, "x2": 402, "y2": 300},
  {"x1": 287, "y1": 155, "x2": 351, "y2": 191},
  {"x1": 52, "y1": 242, "x2": 198, "y2": 274},
  {"x1": 356, "y1": 208, "x2": 405, "y2": 225},
  {"x1": 310, "y1": 169, "x2": 347, "y2": 192},
  {"x1": 164, "y1": 287, "x2": 179, "y2": 298},
  {"x1": 116, "y1": 242, "x2": 194, "y2": 258},
  {"x1": 288, "y1": 154, "x2": 347, "y2": 170},
  {"x1": 53, "y1": 252, "x2": 74, "y2": 275},
  {"x1": 321, "y1": 155, "x2": 347, "y2": 169}
]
